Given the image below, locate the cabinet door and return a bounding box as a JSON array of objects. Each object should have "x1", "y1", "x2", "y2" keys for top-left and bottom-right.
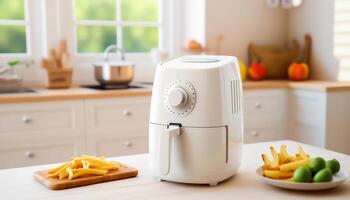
[
  {"x1": 288, "y1": 90, "x2": 326, "y2": 147},
  {"x1": 0, "y1": 100, "x2": 84, "y2": 140},
  {"x1": 85, "y1": 97, "x2": 150, "y2": 137},
  {"x1": 244, "y1": 115, "x2": 285, "y2": 143},
  {"x1": 0, "y1": 137, "x2": 85, "y2": 169},
  {"x1": 243, "y1": 89, "x2": 288, "y2": 143},
  {"x1": 87, "y1": 135, "x2": 148, "y2": 157}
]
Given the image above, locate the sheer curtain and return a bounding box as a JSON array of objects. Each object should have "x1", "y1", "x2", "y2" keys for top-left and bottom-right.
[{"x1": 335, "y1": 0, "x2": 350, "y2": 81}]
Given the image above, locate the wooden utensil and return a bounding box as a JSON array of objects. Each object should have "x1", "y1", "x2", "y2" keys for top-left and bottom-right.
[
  {"x1": 34, "y1": 165, "x2": 138, "y2": 190},
  {"x1": 58, "y1": 39, "x2": 68, "y2": 59},
  {"x1": 48, "y1": 48, "x2": 59, "y2": 69},
  {"x1": 61, "y1": 53, "x2": 70, "y2": 69},
  {"x1": 41, "y1": 59, "x2": 50, "y2": 70}
]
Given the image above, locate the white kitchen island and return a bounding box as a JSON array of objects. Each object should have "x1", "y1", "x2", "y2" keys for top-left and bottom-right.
[{"x1": 1, "y1": 140, "x2": 349, "y2": 200}]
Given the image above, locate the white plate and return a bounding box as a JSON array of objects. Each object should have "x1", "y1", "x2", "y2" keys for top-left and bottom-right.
[{"x1": 256, "y1": 167, "x2": 348, "y2": 190}]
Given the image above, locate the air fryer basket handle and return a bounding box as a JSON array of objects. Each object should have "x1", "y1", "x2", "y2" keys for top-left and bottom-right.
[{"x1": 159, "y1": 125, "x2": 181, "y2": 176}]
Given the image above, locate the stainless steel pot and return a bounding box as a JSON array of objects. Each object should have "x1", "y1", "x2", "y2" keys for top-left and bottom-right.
[{"x1": 94, "y1": 45, "x2": 134, "y2": 86}]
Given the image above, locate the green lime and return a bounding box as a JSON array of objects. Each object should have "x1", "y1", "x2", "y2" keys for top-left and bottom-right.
[
  {"x1": 313, "y1": 168, "x2": 333, "y2": 183},
  {"x1": 293, "y1": 166, "x2": 312, "y2": 183},
  {"x1": 326, "y1": 159, "x2": 340, "y2": 174},
  {"x1": 308, "y1": 157, "x2": 326, "y2": 173}
]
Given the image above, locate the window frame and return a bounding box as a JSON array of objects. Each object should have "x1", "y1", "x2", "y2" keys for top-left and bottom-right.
[
  {"x1": 57, "y1": 0, "x2": 171, "y2": 63},
  {"x1": 0, "y1": 0, "x2": 31, "y2": 58}
]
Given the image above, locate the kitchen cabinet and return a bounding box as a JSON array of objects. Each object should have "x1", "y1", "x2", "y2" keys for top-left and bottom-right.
[
  {"x1": 87, "y1": 135, "x2": 148, "y2": 157},
  {"x1": 0, "y1": 97, "x2": 151, "y2": 169},
  {"x1": 324, "y1": 91, "x2": 350, "y2": 154},
  {"x1": 0, "y1": 137, "x2": 84, "y2": 169},
  {"x1": 85, "y1": 97, "x2": 150, "y2": 156},
  {"x1": 1, "y1": 84, "x2": 350, "y2": 169},
  {"x1": 243, "y1": 89, "x2": 288, "y2": 143},
  {"x1": 0, "y1": 100, "x2": 85, "y2": 139},
  {"x1": 0, "y1": 100, "x2": 85, "y2": 168},
  {"x1": 288, "y1": 89, "x2": 326, "y2": 148}
]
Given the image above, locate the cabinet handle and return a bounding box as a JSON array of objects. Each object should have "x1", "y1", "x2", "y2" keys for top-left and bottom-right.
[
  {"x1": 254, "y1": 102, "x2": 262, "y2": 108},
  {"x1": 125, "y1": 141, "x2": 133, "y2": 147},
  {"x1": 24, "y1": 151, "x2": 35, "y2": 158},
  {"x1": 22, "y1": 116, "x2": 32, "y2": 124},
  {"x1": 251, "y1": 131, "x2": 259, "y2": 137},
  {"x1": 123, "y1": 109, "x2": 131, "y2": 116}
]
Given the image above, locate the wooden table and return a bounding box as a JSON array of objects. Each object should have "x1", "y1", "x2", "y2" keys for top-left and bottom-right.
[{"x1": 1, "y1": 140, "x2": 349, "y2": 199}]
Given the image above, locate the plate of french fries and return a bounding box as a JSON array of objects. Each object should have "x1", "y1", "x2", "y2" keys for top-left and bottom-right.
[{"x1": 256, "y1": 145, "x2": 348, "y2": 190}]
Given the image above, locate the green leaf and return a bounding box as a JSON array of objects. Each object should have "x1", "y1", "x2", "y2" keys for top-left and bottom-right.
[{"x1": 7, "y1": 60, "x2": 21, "y2": 67}]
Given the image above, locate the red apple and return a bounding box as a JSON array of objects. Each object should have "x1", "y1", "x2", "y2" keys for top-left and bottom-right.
[
  {"x1": 248, "y1": 63, "x2": 266, "y2": 80},
  {"x1": 288, "y1": 62, "x2": 309, "y2": 81}
]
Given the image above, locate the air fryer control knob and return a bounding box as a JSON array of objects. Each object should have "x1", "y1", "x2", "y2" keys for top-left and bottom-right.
[
  {"x1": 164, "y1": 80, "x2": 196, "y2": 116},
  {"x1": 167, "y1": 87, "x2": 188, "y2": 108}
]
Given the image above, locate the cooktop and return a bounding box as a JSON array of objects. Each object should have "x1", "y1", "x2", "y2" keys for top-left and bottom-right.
[{"x1": 80, "y1": 84, "x2": 146, "y2": 90}]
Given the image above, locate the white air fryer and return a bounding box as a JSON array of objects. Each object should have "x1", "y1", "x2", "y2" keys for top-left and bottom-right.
[{"x1": 149, "y1": 55, "x2": 243, "y2": 186}]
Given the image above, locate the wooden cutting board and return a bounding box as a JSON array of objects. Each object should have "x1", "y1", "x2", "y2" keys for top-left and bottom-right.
[{"x1": 34, "y1": 165, "x2": 138, "y2": 190}]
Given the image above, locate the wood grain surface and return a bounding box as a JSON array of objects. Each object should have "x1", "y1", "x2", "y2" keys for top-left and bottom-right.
[{"x1": 34, "y1": 165, "x2": 138, "y2": 190}]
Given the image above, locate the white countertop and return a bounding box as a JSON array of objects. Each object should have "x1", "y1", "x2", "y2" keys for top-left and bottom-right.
[{"x1": 1, "y1": 140, "x2": 350, "y2": 200}]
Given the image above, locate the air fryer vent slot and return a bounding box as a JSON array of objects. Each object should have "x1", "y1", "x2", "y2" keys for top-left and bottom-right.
[{"x1": 230, "y1": 80, "x2": 240, "y2": 114}]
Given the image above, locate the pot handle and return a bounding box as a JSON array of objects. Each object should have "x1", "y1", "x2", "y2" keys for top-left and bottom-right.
[
  {"x1": 103, "y1": 45, "x2": 125, "y2": 62},
  {"x1": 159, "y1": 124, "x2": 181, "y2": 176}
]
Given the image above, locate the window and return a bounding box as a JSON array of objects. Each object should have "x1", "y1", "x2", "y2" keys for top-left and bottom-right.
[
  {"x1": 0, "y1": 0, "x2": 29, "y2": 54},
  {"x1": 74, "y1": 0, "x2": 161, "y2": 54},
  {"x1": 334, "y1": 0, "x2": 350, "y2": 80}
]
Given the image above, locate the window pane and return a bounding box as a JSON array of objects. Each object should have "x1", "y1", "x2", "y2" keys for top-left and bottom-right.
[
  {"x1": 0, "y1": 0, "x2": 24, "y2": 19},
  {"x1": 77, "y1": 26, "x2": 116, "y2": 53},
  {"x1": 76, "y1": 0, "x2": 115, "y2": 20},
  {"x1": 122, "y1": 0, "x2": 158, "y2": 21},
  {"x1": 0, "y1": 26, "x2": 26, "y2": 53},
  {"x1": 123, "y1": 26, "x2": 158, "y2": 52}
]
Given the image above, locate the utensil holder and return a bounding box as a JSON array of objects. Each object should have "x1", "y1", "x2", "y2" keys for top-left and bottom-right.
[{"x1": 47, "y1": 68, "x2": 73, "y2": 89}]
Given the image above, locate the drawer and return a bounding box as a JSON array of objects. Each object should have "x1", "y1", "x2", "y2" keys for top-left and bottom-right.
[
  {"x1": 85, "y1": 97, "x2": 150, "y2": 133},
  {"x1": 0, "y1": 101, "x2": 84, "y2": 135},
  {"x1": 244, "y1": 115, "x2": 286, "y2": 143},
  {"x1": 290, "y1": 90, "x2": 326, "y2": 115},
  {"x1": 87, "y1": 136, "x2": 148, "y2": 157},
  {"x1": 244, "y1": 127, "x2": 283, "y2": 143},
  {"x1": 0, "y1": 139, "x2": 85, "y2": 169},
  {"x1": 243, "y1": 89, "x2": 287, "y2": 115},
  {"x1": 244, "y1": 114, "x2": 285, "y2": 130}
]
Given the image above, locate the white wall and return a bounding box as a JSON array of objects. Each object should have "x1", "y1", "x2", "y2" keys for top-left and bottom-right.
[
  {"x1": 205, "y1": 0, "x2": 288, "y2": 64},
  {"x1": 288, "y1": 0, "x2": 340, "y2": 80}
]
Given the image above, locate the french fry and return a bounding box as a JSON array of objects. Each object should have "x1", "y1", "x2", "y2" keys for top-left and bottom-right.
[
  {"x1": 99, "y1": 164, "x2": 120, "y2": 171},
  {"x1": 48, "y1": 155, "x2": 121, "y2": 180},
  {"x1": 263, "y1": 170, "x2": 293, "y2": 179},
  {"x1": 261, "y1": 154, "x2": 273, "y2": 170},
  {"x1": 82, "y1": 160, "x2": 90, "y2": 169},
  {"x1": 73, "y1": 156, "x2": 112, "y2": 166},
  {"x1": 68, "y1": 168, "x2": 108, "y2": 180},
  {"x1": 59, "y1": 170, "x2": 69, "y2": 180},
  {"x1": 48, "y1": 162, "x2": 73, "y2": 178},
  {"x1": 269, "y1": 147, "x2": 280, "y2": 170},
  {"x1": 280, "y1": 158, "x2": 310, "y2": 172},
  {"x1": 297, "y1": 146, "x2": 310, "y2": 159},
  {"x1": 260, "y1": 145, "x2": 312, "y2": 180},
  {"x1": 295, "y1": 154, "x2": 305, "y2": 160},
  {"x1": 48, "y1": 162, "x2": 69, "y2": 174},
  {"x1": 279, "y1": 145, "x2": 296, "y2": 164}
]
